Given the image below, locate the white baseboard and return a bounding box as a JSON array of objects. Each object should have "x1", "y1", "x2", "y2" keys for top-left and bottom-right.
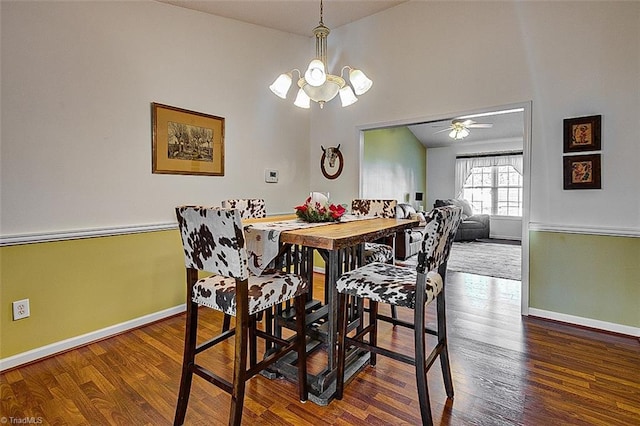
[
  {"x1": 489, "y1": 234, "x2": 522, "y2": 241},
  {"x1": 528, "y1": 308, "x2": 640, "y2": 337},
  {"x1": 0, "y1": 304, "x2": 186, "y2": 372}
]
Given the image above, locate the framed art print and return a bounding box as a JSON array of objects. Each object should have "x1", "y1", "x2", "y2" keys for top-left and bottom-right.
[
  {"x1": 152, "y1": 103, "x2": 224, "y2": 176},
  {"x1": 563, "y1": 154, "x2": 601, "y2": 189},
  {"x1": 563, "y1": 115, "x2": 601, "y2": 153}
]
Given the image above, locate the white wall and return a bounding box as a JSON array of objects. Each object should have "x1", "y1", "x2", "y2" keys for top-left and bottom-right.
[
  {"x1": 308, "y1": 1, "x2": 640, "y2": 232},
  {"x1": 1, "y1": 1, "x2": 312, "y2": 236}
]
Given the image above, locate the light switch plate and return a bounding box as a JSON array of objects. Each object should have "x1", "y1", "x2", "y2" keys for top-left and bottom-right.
[{"x1": 265, "y1": 169, "x2": 278, "y2": 183}]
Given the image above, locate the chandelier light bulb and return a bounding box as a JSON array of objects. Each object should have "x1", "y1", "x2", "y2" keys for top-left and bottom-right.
[
  {"x1": 269, "y1": 73, "x2": 293, "y2": 99},
  {"x1": 339, "y1": 86, "x2": 358, "y2": 107},
  {"x1": 305, "y1": 59, "x2": 327, "y2": 87},
  {"x1": 348, "y1": 68, "x2": 373, "y2": 95},
  {"x1": 294, "y1": 88, "x2": 311, "y2": 109}
]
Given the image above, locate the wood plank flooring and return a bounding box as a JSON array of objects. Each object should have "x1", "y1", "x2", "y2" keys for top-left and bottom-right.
[{"x1": 2, "y1": 271, "x2": 639, "y2": 425}]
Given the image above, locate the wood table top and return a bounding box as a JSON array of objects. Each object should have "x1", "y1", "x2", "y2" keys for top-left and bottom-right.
[{"x1": 244, "y1": 214, "x2": 419, "y2": 251}]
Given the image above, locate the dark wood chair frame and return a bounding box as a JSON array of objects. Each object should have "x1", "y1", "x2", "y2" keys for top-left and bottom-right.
[
  {"x1": 335, "y1": 262, "x2": 453, "y2": 426},
  {"x1": 174, "y1": 267, "x2": 308, "y2": 426}
]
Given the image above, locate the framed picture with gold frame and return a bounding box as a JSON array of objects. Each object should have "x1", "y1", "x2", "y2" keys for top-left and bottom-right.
[
  {"x1": 563, "y1": 115, "x2": 601, "y2": 153},
  {"x1": 563, "y1": 154, "x2": 601, "y2": 190},
  {"x1": 152, "y1": 103, "x2": 224, "y2": 176}
]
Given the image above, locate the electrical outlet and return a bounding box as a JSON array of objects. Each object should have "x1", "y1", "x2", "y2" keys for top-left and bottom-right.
[{"x1": 13, "y1": 299, "x2": 30, "y2": 320}]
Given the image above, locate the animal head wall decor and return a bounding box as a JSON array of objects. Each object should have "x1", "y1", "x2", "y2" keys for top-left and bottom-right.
[{"x1": 320, "y1": 144, "x2": 344, "y2": 179}]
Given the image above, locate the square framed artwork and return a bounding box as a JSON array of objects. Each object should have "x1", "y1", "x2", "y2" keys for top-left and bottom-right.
[
  {"x1": 563, "y1": 115, "x2": 601, "y2": 153},
  {"x1": 563, "y1": 154, "x2": 601, "y2": 190},
  {"x1": 152, "y1": 103, "x2": 224, "y2": 176}
]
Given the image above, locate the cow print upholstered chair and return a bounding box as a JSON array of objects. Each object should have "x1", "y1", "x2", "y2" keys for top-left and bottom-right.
[
  {"x1": 335, "y1": 205, "x2": 462, "y2": 426},
  {"x1": 221, "y1": 198, "x2": 266, "y2": 219},
  {"x1": 173, "y1": 206, "x2": 308, "y2": 426},
  {"x1": 350, "y1": 199, "x2": 397, "y2": 264},
  {"x1": 220, "y1": 199, "x2": 267, "y2": 332},
  {"x1": 351, "y1": 199, "x2": 398, "y2": 319}
]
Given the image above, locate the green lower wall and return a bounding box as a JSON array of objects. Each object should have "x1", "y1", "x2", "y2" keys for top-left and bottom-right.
[
  {"x1": 2, "y1": 229, "x2": 638, "y2": 361},
  {"x1": 529, "y1": 231, "x2": 640, "y2": 328},
  {"x1": 1, "y1": 230, "x2": 185, "y2": 358}
]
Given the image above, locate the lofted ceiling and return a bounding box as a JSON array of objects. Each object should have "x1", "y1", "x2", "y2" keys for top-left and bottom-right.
[
  {"x1": 155, "y1": 0, "x2": 407, "y2": 37},
  {"x1": 407, "y1": 109, "x2": 525, "y2": 149},
  {"x1": 155, "y1": 1, "x2": 523, "y2": 149}
]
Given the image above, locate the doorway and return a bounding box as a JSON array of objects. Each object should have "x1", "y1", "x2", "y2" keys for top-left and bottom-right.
[{"x1": 358, "y1": 102, "x2": 532, "y2": 315}]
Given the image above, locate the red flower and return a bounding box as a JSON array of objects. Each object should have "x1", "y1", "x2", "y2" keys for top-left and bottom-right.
[
  {"x1": 329, "y1": 203, "x2": 346, "y2": 219},
  {"x1": 295, "y1": 204, "x2": 308, "y2": 213}
]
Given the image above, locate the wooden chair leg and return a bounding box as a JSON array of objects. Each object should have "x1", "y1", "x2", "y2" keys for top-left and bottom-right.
[
  {"x1": 414, "y1": 297, "x2": 433, "y2": 426},
  {"x1": 249, "y1": 315, "x2": 257, "y2": 368},
  {"x1": 294, "y1": 294, "x2": 308, "y2": 402},
  {"x1": 390, "y1": 305, "x2": 398, "y2": 320},
  {"x1": 335, "y1": 292, "x2": 348, "y2": 400},
  {"x1": 437, "y1": 291, "x2": 454, "y2": 398},
  {"x1": 369, "y1": 300, "x2": 378, "y2": 367},
  {"x1": 229, "y1": 301, "x2": 249, "y2": 426},
  {"x1": 222, "y1": 313, "x2": 231, "y2": 332},
  {"x1": 174, "y1": 300, "x2": 198, "y2": 426}
]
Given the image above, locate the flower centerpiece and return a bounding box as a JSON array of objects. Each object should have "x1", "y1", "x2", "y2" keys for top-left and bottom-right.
[{"x1": 295, "y1": 193, "x2": 346, "y2": 223}]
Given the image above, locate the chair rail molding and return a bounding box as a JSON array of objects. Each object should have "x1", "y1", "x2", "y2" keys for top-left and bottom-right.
[
  {"x1": 528, "y1": 222, "x2": 640, "y2": 238},
  {"x1": 0, "y1": 223, "x2": 177, "y2": 247}
]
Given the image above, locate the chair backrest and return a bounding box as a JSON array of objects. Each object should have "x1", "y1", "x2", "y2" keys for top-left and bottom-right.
[
  {"x1": 416, "y1": 205, "x2": 463, "y2": 274},
  {"x1": 175, "y1": 206, "x2": 249, "y2": 280},
  {"x1": 221, "y1": 199, "x2": 266, "y2": 219},
  {"x1": 351, "y1": 199, "x2": 397, "y2": 218}
]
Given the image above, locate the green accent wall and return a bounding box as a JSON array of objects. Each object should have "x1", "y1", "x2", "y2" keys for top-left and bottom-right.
[
  {"x1": 1, "y1": 231, "x2": 185, "y2": 358},
  {"x1": 529, "y1": 231, "x2": 640, "y2": 327},
  {"x1": 363, "y1": 127, "x2": 426, "y2": 206}
]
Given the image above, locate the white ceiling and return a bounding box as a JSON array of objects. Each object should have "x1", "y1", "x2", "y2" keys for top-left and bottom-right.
[{"x1": 156, "y1": 0, "x2": 408, "y2": 37}]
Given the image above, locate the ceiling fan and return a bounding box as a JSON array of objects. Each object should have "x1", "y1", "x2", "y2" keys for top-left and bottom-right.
[{"x1": 433, "y1": 119, "x2": 493, "y2": 140}]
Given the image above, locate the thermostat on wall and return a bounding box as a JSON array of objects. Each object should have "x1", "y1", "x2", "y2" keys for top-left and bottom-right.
[{"x1": 265, "y1": 169, "x2": 279, "y2": 183}]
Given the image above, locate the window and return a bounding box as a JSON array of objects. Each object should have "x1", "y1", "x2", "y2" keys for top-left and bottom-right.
[{"x1": 461, "y1": 163, "x2": 523, "y2": 216}]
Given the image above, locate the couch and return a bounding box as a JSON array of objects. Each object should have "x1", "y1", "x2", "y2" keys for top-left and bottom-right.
[
  {"x1": 434, "y1": 199, "x2": 490, "y2": 241},
  {"x1": 394, "y1": 203, "x2": 427, "y2": 260}
]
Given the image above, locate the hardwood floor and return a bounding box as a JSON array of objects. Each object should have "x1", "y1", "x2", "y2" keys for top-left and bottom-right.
[{"x1": 2, "y1": 271, "x2": 639, "y2": 425}]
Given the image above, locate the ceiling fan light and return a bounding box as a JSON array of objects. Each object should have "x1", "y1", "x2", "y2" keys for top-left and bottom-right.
[
  {"x1": 305, "y1": 59, "x2": 327, "y2": 87},
  {"x1": 339, "y1": 86, "x2": 358, "y2": 107},
  {"x1": 269, "y1": 73, "x2": 293, "y2": 99},
  {"x1": 294, "y1": 88, "x2": 311, "y2": 109},
  {"x1": 460, "y1": 128, "x2": 470, "y2": 138},
  {"x1": 348, "y1": 68, "x2": 373, "y2": 95}
]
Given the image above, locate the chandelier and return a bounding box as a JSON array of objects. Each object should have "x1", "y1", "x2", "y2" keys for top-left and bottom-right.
[{"x1": 269, "y1": 0, "x2": 373, "y2": 109}]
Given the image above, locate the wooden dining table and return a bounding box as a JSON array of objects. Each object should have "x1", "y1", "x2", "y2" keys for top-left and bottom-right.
[{"x1": 243, "y1": 214, "x2": 419, "y2": 405}]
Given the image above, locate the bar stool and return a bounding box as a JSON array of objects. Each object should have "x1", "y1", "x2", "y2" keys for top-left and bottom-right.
[
  {"x1": 335, "y1": 205, "x2": 462, "y2": 425},
  {"x1": 173, "y1": 206, "x2": 308, "y2": 426},
  {"x1": 220, "y1": 198, "x2": 267, "y2": 332},
  {"x1": 351, "y1": 199, "x2": 398, "y2": 320},
  {"x1": 221, "y1": 198, "x2": 266, "y2": 219}
]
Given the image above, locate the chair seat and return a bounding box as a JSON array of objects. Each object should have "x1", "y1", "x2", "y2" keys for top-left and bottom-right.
[
  {"x1": 193, "y1": 268, "x2": 308, "y2": 316},
  {"x1": 363, "y1": 242, "x2": 394, "y2": 264},
  {"x1": 336, "y1": 262, "x2": 443, "y2": 309}
]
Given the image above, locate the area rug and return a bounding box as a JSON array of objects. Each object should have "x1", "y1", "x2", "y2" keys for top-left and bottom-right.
[{"x1": 397, "y1": 240, "x2": 522, "y2": 281}]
